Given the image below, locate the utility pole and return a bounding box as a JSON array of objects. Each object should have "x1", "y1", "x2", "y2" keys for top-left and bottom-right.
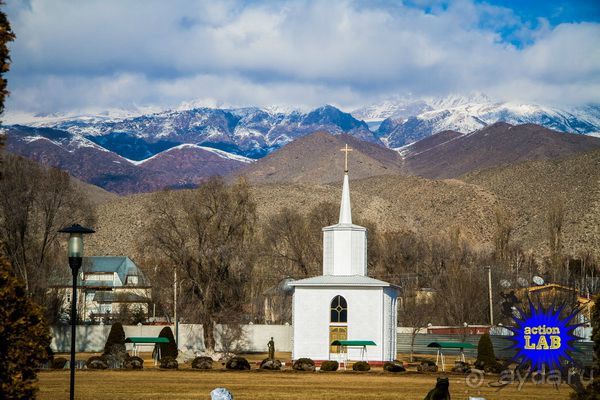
[
  {"x1": 173, "y1": 266, "x2": 178, "y2": 347},
  {"x1": 486, "y1": 266, "x2": 494, "y2": 326}
]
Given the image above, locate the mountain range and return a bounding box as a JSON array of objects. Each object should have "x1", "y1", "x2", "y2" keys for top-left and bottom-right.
[{"x1": 3, "y1": 94, "x2": 600, "y2": 194}]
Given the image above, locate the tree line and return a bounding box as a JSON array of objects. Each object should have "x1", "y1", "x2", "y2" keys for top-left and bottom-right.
[{"x1": 140, "y1": 177, "x2": 600, "y2": 351}]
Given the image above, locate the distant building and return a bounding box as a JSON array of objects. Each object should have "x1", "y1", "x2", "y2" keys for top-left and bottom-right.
[{"x1": 51, "y1": 256, "x2": 151, "y2": 323}]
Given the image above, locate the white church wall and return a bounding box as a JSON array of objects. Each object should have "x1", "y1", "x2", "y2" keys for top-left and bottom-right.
[{"x1": 293, "y1": 286, "x2": 387, "y2": 362}]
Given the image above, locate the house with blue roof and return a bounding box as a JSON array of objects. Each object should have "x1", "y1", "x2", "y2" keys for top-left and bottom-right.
[{"x1": 51, "y1": 256, "x2": 152, "y2": 323}]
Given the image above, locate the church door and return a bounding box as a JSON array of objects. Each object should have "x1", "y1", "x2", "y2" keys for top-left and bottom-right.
[
  {"x1": 329, "y1": 326, "x2": 347, "y2": 353},
  {"x1": 329, "y1": 295, "x2": 348, "y2": 354}
]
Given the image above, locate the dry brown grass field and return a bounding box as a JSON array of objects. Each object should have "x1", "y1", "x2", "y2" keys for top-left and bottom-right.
[{"x1": 38, "y1": 353, "x2": 575, "y2": 400}]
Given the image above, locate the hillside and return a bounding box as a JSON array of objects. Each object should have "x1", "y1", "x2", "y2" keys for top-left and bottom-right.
[
  {"x1": 403, "y1": 123, "x2": 600, "y2": 179},
  {"x1": 85, "y1": 148, "x2": 600, "y2": 262},
  {"x1": 86, "y1": 174, "x2": 500, "y2": 260},
  {"x1": 232, "y1": 131, "x2": 403, "y2": 184},
  {"x1": 462, "y1": 148, "x2": 600, "y2": 258},
  {"x1": 5, "y1": 126, "x2": 251, "y2": 194}
]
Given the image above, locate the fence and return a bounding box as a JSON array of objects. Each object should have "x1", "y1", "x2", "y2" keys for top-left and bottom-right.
[
  {"x1": 50, "y1": 323, "x2": 292, "y2": 354},
  {"x1": 51, "y1": 324, "x2": 593, "y2": 366},
  {"x1": 396, "y1": 333, "x2": 594, "y2": 366}
]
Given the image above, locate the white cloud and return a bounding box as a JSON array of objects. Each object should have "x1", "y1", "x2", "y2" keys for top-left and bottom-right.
[{"x1": 4, "y1": 0, "x2": 600, "y2": 116}]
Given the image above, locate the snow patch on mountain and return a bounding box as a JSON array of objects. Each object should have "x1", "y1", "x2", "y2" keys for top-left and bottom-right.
[{"x1": 127, "y1": 143, "x2": 253, "y2": 166}]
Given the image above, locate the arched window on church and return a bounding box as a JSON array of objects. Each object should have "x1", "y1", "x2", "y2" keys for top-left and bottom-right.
[{"x1": 330, "y1": 295, "x2": 348, "y2": 323}]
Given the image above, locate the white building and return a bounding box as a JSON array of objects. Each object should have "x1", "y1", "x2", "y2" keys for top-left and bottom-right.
[
  {"x1": 290, "y1": 164, "x2": 400, "y2": 364},
  {"x1": 51, "y1": 256, "x2": 151, "y2": 323}
]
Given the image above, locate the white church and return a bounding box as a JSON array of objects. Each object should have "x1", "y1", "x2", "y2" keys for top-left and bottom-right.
[{"x1": 290, "y1": 147, "x2": 400, "y2": 364}]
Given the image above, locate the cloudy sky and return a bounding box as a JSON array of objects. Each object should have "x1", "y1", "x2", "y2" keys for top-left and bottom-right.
[{"x1": 4, "y1": 0, "x2": 600, "y2": 118}]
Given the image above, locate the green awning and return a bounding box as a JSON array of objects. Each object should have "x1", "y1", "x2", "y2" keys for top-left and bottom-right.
[
  {"x1": 427, "y1": 342, "x2": 475, "y2": 349},
  {"x1": 331, "y1": 340, "x2": 377, "y2": 346},
  {"x1": 125, "y1": 337, "x2": 170, "y2": 344}
]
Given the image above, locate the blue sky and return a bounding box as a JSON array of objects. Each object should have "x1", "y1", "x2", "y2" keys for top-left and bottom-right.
[{"x1": 3, "y1": 0, "x2": 599, "y2": 120}]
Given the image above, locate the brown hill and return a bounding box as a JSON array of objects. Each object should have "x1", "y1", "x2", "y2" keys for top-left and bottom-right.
[
  {"x1": 86, "y1": 174, "x2": 501, "y2": 260},
  {"x1": 86, "y1": 148, "x2": 600, "y2": 262},
  {"x1": 462, "y1": 148, "x2": 600, "y2": 258},
  {"x1": 404, "y1": 123, "x2": 600, "y2": 178},
  {"x1": 232, "y1": 131, "x2": 403, "y2": 184},
  {"x1": 6, "y1": 132, "x2": 249, "y2": 194}
]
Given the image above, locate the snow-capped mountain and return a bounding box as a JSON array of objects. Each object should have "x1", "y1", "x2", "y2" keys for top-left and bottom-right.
[
  {"x1": 352, "y1": 95, "x2": 600, "y2": 148},
  {"x1": 25, "y1": 105, "x2": 376, "y2": 160}
]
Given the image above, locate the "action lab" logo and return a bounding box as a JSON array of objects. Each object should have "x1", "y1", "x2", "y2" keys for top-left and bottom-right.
[{"x1": 508, "y1": 299, "x2": 583, "y2": 370}]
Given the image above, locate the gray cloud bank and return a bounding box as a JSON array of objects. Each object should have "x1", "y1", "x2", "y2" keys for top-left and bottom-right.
[{"x1": 4, "y1": 0, "x2": 600, "y2": 116}]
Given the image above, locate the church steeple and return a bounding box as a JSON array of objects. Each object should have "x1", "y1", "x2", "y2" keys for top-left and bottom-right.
[
  {"x1": 339, "y1": 144, "x2": 353, "y2": 224},
  {"x1": 322, "y1": 144, "x2": 367, "y2": 276},
  {"x1": 339, "y1": 172, "x2": 352, "y2": 224}
]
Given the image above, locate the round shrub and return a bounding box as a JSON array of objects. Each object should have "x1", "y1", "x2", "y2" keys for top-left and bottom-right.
[
  {"x1": 260, "y1": 358, "x2": 282, "y2": 370},
  {"x1": 191, "y1": 356, "x2": 213, "y2": 370},
  {"x1": 159, "y1": 356, "x2": 178, "y2": 369},
  {"x1": 226, "y1": 356, "x2": 250, "y2": 370},
  {"x1": 86, "y1": 355, "x2": 108, "y2": 370},
  {"x1": 292, "y1": 358, "x2": 315, "y2": 372},
  {"x1": 320, "y1": 360, "x2": 338, "y2": 371},
  {"x1": 352, "y1": 361, "x2": 370, "y2": 371},
  {"x1": 123, "y1": 356, "x2": 144, "y2": 370},
  {"x1": 416, "y1": 359, "x2": 438, "y2": 372},
  {"x1": 51, "y1": 357, "x2": 68, "y2": 370},
  {"x1": 383, "y1": 361, "x2": 405, "y2": 372}
]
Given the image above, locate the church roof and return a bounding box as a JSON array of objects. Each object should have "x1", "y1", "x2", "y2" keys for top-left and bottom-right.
[{"x1": 289, "y1": 274, "x2": 399, "y2": 288}]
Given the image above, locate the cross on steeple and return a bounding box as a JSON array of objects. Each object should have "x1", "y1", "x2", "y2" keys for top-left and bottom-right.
[{"x1": 340, "y1": 144, "x2": 353, "y2": 173}]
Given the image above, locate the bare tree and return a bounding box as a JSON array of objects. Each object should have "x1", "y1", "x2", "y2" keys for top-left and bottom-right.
[
  {"x1": 493, "y1": 208, "x2": 513, "y2": 266},
  {"x1": 547, "y1": 197, "x2": 564, "y2": 281},
  {"x1": 145, "y1": 177, "x2": 256, "y2": 351},
  {"x1": 0, "y1": 154, "x2": 94, "y2": 309},
  {"x1": 399, "y1": 294, "x2": 430, "y2": 362}
]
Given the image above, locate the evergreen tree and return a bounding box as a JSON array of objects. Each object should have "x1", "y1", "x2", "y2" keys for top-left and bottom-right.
[
  {"x1": 0, "y1": 256, "x2": 51, "y2": 399},
  {"x1": 476, "y1": 333, "x2": 500, "y2": 372},
  {"x1": 103, "y1": 322, "x2": 126, "y2": 355},
  {"x1": 155, "y1": 326, "x2": 178, "y2": 359},
  {"x1": 0, "y1": 0, "x2": 15, "y2": 156}
]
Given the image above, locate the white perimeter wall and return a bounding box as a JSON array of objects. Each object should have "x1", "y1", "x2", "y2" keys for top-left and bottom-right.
[
  {"x1": 51, "y1": 324, "x2": 292, "y2": 353},
  {"x1": 293, "y1": 286, "x2": 389, "y2": 362}
]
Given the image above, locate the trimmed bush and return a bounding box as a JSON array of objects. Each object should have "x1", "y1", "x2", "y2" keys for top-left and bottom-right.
[
  {"x1": 155, "y1": 327, "x2": 178, "y2": 360},
  {"x1": 159, "y1": 356, "x2": 178, "y2": 369},
  {"x1": 123, "y1": 356, "x2": 143, "y2": 370},
  {"x1": 191, "y1": 356, "x2": 213, "y2": 370},
  {"x1": 352, "y1": 361, "x2": 370, "y2": 371},
  {"x1": 451, "y1": 360, "x2": 471, "y2": 373},
  {"x1": 417, "y1": 359, "x2": 438, "y2": 372},
  {"x1": 103, "y1": 322, "x2": 126, "y2": 356},
  {"x1": 476, "y1": 333, "x2": 502, "y2": 373},
  {"x1": 383, "y1": 361, "x2": 405, "y2": 372},
  {"x1": 260, "y1": 358, "x2": 282, "y2": 370},
  {"x1": 51, "y1": 357, "x2": 68, "y2": 370},
  {"x1": 320, "y1": 360, "x2": 338, "y2": 371},
  {"x1": 226, "y1": 356, "x2": 250, "y2": 370},
  {"x1": 292, "y1": 358, "x2": 315, "y2": 372},
  {"x1": 86, "y1": 356, "x2": 108, "y2": 370}
]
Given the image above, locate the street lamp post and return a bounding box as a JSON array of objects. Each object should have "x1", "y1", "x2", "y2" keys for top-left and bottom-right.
[{"x1": 59, "y1": 224, "x2": 95, "y2": 400}]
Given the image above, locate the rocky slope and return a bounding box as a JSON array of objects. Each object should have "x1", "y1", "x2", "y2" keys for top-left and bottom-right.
[
  {"x1": 233, "y1": 131, "x2": 403, "y2": 184},
  {"x1": 402, "y1": 123, "x2": 600, "y2": 179}
]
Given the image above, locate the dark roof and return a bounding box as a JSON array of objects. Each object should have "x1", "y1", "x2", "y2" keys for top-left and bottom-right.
[
  {"x1": 427, "y1": 342, "x2": 476, "y2": 349},
  {"x1": 93, "y1": 291, "x2": 150, "y2": 303}
]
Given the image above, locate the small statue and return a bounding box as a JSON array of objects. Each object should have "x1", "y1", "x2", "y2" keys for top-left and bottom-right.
[
  {"x1": 423, "y1": 377, "x2": 451, "y2": 400},
  {"x1": 267, "y1": 337, "x2": 275, "y2": 360}
]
